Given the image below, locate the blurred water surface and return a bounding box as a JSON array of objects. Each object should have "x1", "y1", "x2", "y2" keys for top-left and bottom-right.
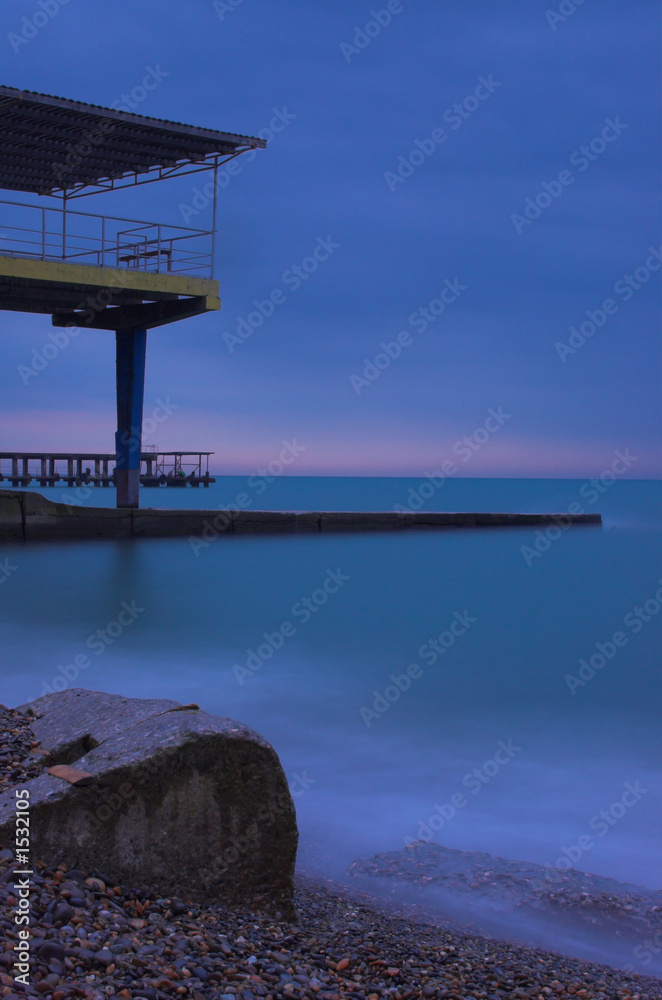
[{"x1": 1, "y1": 477, "x2": 660, "y2": 895}]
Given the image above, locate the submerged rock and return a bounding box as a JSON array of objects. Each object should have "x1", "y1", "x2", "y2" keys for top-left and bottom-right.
[
  {"x1": 350, "y1": 840, "x2": 662, "y2": 972},
  {"x1": 0, "y1": 688, "x2": 298, "y2": 915}
]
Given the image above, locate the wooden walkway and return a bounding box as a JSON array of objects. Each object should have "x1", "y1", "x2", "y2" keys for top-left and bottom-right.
[{"x1": 0, "y1": 451, "x2": 215, "y2": 488}]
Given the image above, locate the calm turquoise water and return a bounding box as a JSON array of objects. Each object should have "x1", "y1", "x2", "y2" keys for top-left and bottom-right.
[{"x1": 2, "y1": 478, "x2": 660, "y2": 900}]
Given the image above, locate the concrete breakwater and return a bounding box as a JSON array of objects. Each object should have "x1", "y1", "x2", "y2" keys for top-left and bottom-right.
[
  {"x1": 0, "y1": 489, "x2": 602, "y2": 542},
  {"x1": 0, "y1": 689, "x2": 298, "y2": 915}
]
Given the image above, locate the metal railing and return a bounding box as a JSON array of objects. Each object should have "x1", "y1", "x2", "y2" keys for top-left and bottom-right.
[{"x1": 0, "y1": 199, "x2": 214, "y2": 278}]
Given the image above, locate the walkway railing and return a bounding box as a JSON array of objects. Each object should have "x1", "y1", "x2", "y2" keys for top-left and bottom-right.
[{"x1": 0, "y1": 199, "x2": 213, "y2": 278}]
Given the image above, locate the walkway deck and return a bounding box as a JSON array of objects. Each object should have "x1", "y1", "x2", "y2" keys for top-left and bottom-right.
[{"x1": 0, "y1": 452, "x2": 215, "y2": 488}]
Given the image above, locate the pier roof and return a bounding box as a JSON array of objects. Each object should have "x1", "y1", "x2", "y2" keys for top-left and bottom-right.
[{"x1": 0, "y1": 85, "x2": 266, "y2": 197}]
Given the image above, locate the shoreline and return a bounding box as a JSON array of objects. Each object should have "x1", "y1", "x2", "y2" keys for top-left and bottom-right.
[
  {"x1": 2, "y1": 696, "x2": 658, "y2": 998},
  {"x1": 1, "y1": 854, "x2": 660, "y2": 1000}
]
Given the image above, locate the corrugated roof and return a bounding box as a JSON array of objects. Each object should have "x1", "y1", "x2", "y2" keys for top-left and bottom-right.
[{"x1": 0, "y1": 86, "x2": 266, "y2": 196}]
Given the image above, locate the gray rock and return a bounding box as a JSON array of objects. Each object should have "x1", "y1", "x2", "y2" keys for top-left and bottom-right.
[
  {"x1": 0, "y1": 689, "x2": 298, "y2": 915},
  {"x1": 14, "y1": 688, "x2": 182, "y2": 765},
  {"x1": 52, "y1": 902, "x2": 74, "y2": 924},
  {"x1": 36, "y1": 942, "x2": 65, "y2": 962}
]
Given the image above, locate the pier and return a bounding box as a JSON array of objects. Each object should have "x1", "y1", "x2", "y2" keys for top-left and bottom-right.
[
  {"x1": 0, "y1": 86, "x2": 264, "y2": 509},
  {"x1": 0, "y1": 489, "x2": 602, "y2": 543},
  {"x1": 0, "y1": 451, "x2": 215, "y2": 489}
]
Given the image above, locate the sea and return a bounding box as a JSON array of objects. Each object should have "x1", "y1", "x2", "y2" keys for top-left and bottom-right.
[{"x1": 1, "y1": 476, "x2": 661, "y2": 968}]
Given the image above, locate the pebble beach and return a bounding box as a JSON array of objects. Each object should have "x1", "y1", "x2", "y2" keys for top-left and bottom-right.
[
  {"x1": 2, "y1": 707, "x2": 661, "y2": 1000},
  {"x1": 1, "y1": 855, "x2": 662, "y2": 1000}
]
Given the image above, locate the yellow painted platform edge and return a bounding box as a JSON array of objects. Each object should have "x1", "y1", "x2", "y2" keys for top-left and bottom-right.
[{"x1": 0, "y1": 255, "x2": 219, "y2": 298}]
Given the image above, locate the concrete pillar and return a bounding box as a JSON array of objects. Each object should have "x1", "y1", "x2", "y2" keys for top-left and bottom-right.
[
  {"x1": 115, "y1": 329, "x2": 147, "y2": 509},
  {"x1": 67, "y1": 458, "x2": 74, "y2": 486},
  {"x1": 95, "y1": 458, "x2": 101, "y2": 485},
  {"x1": 22, "y1": 457, "x2": 29, "y2": 478},
  {"x1": 48, "y1": 457, "x2": 55, "y2": 485}
]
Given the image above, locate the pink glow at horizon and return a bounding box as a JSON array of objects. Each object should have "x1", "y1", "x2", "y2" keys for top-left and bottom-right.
[{"x1": 1, "y1": 409, "x2": 658, "y2": 478}]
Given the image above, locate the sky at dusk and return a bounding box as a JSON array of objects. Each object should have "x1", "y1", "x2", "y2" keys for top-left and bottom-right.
[{"x1": 0, "y1": 0, "x2": 659, "y2": 477}]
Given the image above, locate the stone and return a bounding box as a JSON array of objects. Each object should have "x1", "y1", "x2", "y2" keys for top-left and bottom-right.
[
  {"x1": 37, "y1": 941, "x2": 66, "y2": 961},
  {"x1": 47, "y1": 764, "x2": 96, "y2": 786},
  {"x1": 0, "y1": 689, "x2": 298, "y2": 915},
  {"x1": 52, "y1": 901, "x2": 74, "y2": 924},
  {"x1": 0, "y1": 490, "x2": 23, "y2": 541}
]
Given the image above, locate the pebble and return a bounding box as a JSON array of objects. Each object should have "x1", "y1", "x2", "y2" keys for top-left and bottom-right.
[
  {"x1": 2, "y1": 852, "x2": 659, "y2": 1000},
  {"x1": 0, "y1": 707, "x2": 49, "y2": 795},
  {"x1": 1, "y1": 720, "x2": 661, "y2": 1000}
]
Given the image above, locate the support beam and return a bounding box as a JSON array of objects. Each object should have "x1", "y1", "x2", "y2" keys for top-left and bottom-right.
[
  {"x1": 53, "y1": 294, "x2": 216, "y2": 331},
  {"x1": 115, "y1": 329, "x2": 147, "y2": 509}
]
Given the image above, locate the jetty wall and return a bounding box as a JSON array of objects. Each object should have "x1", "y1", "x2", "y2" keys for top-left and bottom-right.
[{"x1": 0, "y1": 489, "x2": 602, "y2": 542}]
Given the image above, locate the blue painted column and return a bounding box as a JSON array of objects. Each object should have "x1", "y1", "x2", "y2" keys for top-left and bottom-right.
[{"x1": 115, "y1": 329, "x2": 147, "y2": 508}]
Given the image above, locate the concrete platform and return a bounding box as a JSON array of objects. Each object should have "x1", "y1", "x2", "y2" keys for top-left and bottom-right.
[{"x1": 0, "y1": 489, "x2": 602, "y2": 542}]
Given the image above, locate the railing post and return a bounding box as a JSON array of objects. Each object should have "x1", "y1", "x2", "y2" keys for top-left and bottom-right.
[
  {"x1": 157, "y1": 224, "x2": 162, "y2": 273},
  {"x1": 101, "y1": 215, "x2": 106, "y2": 268},
  {"x1": 62, "y1": 192, "x2": 67, "y2": 260},
  {"x1": 42, "y1": 208, "x2": 46, "y2": 260},
  {"x1": 211, "y1": 160, "x2": 219, "y2": 279}
]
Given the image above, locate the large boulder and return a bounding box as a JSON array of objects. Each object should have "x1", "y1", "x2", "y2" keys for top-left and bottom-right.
[{"x1": 0, "y1": 688, "x2": 298, "y2": 916}]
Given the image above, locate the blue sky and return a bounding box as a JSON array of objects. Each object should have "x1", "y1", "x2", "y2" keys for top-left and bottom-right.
[{"x1": 0, "y1": 0, "x2": 659, "y2": 476}]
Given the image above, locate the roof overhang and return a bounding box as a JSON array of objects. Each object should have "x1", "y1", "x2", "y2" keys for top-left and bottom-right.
[{"x1": 0, "y1": 86, "x2": 266, "y2": 198}]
